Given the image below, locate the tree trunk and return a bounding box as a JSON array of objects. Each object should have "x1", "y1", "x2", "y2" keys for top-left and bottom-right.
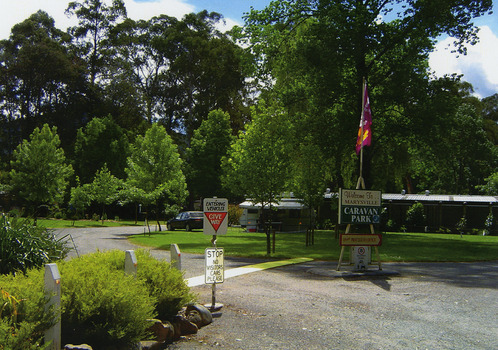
[
  {"x1": 156, "y1": 202, "x2": 162, "y2": 231},
  {"x1": 101, "y1": 204, "x2": 105, "y2": 225}
]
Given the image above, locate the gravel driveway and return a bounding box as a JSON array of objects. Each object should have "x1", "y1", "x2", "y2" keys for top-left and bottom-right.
[{"x1": 56, "y1": 227, "x2": 498, "y2": 350}]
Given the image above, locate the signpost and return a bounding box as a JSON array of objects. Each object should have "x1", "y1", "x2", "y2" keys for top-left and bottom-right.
[
  {"x1": 337, "y1": 188, "x2": 383, "y2": 271},
  {"x1": 203, "y1": 197, "x2": 228, "y2": 311}
]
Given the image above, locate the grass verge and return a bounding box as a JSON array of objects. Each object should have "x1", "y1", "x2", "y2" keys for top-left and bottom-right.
[
  {"x1": 130, "y1": 228, "x2": 498, "y2": 262},
  {"x1": 38, "y1": 218, "x2": 142, "y2": 228}
]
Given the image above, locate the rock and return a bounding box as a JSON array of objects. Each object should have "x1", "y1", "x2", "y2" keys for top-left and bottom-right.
[
  {"x1": 171, "y1": 315, "x2": 198, "y2": 339},
  {"x1": 185, "y1": 303, "x2": 213, "y2": 328},
  {"x1": 147, "y1": 319, "x2": 174, "y2": 342},
  {"x1": 64, "y1": 345, "x2": 93, "y2": 350},
  {"x1": 140, "y1": 340, "x2": 167, "y2": 350}
]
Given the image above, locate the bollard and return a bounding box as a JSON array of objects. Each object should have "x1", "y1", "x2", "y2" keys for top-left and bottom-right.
[
  {"x1": 124, "y1": 250, "x2": 138, "y2": 276},
  {"x1": 170, "y1": 244, "x2": 181, "y2": 270},
  {"x1": 44, "y1": 263, "x2": 61, "y2": 350}
]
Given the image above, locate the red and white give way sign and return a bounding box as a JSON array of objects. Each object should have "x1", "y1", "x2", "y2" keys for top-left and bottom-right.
[{"x1": 203, "y1": 198, "x2": 228, "y2": 235}]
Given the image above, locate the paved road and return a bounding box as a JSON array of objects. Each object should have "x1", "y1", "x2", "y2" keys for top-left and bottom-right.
[
  {"x1": 55, "y1": 226, "x2": 268, "y2": 278},
  {"x1": 56, "y1": 227, "x2": 498, "y2": 350}
]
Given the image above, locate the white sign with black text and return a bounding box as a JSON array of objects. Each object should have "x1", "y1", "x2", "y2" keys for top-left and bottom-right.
[{"x1": 205, "y1": 247, "x2": 224, "y2": 284}]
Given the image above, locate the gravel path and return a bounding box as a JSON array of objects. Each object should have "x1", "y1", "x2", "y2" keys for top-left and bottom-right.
[{"x1": 56, "y1": 227, "x2": 498, "y2": 350}]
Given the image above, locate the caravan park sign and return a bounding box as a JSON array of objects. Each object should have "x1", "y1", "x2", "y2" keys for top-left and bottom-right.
[{"x1": 338, "y1": 189, "x2": 382, "y2": 224}]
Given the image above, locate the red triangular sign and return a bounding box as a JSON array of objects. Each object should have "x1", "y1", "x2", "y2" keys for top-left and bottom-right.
[{"x1": 205, "y1": 212, "x2": 227, "y2": 232}]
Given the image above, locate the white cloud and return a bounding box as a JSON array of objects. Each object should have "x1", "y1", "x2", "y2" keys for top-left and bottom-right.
[
  {"x1": 429, "y1": 25, "x2": 498, "y2": 98},
  {"x1": 0, "y1": 0, "x2": 239, "y2": 40},
  {"x1": 124, "y1": 0, "x2": 194, "y2": 21},
  {"x1": 0, "y1": 0, "x2": 73, "y2": 39},
  {"x1": 0, "y1": 0, "x2": 197, "y2": 40}
]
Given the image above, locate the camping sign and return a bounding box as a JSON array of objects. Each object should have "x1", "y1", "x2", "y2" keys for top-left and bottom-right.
[{"x1": 338, "y1": 189, "x2": 382, "y2": 224}]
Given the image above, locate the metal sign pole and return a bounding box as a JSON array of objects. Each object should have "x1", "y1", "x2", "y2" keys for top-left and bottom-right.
[
  {"x1": 203, "y1": 197, "x2": 227, "y2": 311},
  {"x1": 211, "y1": 234, "x2": 217, "y2": 310}
]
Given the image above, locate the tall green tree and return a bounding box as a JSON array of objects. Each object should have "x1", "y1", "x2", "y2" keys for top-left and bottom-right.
[
  {"x1": 481, "y1": 93, "x2": 498, "y2": 145},
  {"x1": 89, "y1": 164, "x2": 122, "y2": 224},
  {"x1": 73, "y1": 115, "x2": 130, "y2": 183},
  {"x1": 66, "y1": 0, "x2": 127, "y2": 86},
  {"x1": 410, "y1": 103, "x2": 496, "y2": 194},
  {"x1": 69, "y1": 177, "x2": 92, "y2": 223},
  {"x1": 109, "y1": 15, "x2": 178, "y2": 125},
  {"x1": 477, "y1": 172, "x2": 498, "y2": 195},
  {"x1": 9, "y1": 124, "x2": 73, "y2": 221},
  {"x1": 169, "y1": 11, "x2": 248, "y2": 142},
  {"x1": 241, "y1": 0, "x2": 493, "y2": 192},
  {"x1": 108, "y1": 11, "x2": 248, "y2": 138},
  {"x1": 0, "y1": 10, "x2": 87, "y2": 151},
  {"x1": 290, "y1": 136, "x2": 328, "y2": 238},
  {"x1": 125, "y1": 124, "x2": 187, "y2": 230},
  {"x1": 186, "y1": 109, "x2": 234, "y2": 201},
  {"x1": 222, "y1": 102, "x2": 292, "y2": 254}
]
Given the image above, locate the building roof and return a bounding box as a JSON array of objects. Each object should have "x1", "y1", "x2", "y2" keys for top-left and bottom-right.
[
  {"x1": 239, "y1": 193, "x2": 498, "y2": 210},
  {"x1": 239, "y1": 198, "x2": 306, "y2": 210},
  {"x1": 382, "y1": 193, "x2": 498, "y2": 204}
]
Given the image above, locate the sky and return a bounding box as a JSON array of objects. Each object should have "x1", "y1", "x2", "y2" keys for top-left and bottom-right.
[{"x1": 1, "y1": 0, "x2": 497, "y2": 98}]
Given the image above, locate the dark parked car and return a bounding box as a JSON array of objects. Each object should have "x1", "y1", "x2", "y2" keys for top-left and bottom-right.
[{"x1": 167, "y1": 211, "x2": 204, "y2": 231}]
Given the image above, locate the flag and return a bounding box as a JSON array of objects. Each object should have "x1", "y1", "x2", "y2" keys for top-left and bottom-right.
[{"x1": 355, "y1": 82, "x2": 372, "y2": 154}]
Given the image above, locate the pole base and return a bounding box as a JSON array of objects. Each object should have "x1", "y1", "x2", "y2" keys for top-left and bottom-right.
[{"x1": 204, "y1": 303, "x2": 223, "y2": 312}]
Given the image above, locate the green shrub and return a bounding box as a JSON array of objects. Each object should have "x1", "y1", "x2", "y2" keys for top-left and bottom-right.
[
  {"x1": 0, "y1": 250, "x2": 195, "y2": 348},
  {"x1": 0, "y1": 318, "x2": 49, "y2": 350},
  {"x1": 0, "y1": 215, "x2": 70, "y2": 275},
  {"x1": 0, "y1": 269, "x2": 54, "y2": 349},
  {"x1": 385, "y1": 219, "x2": 398, "y2": 231},
  {"x1": 58, "y1": 252, "x2": 156, "y2": 348},
  {"x1": 228, "y1": 204, "x2": 243, "y2": 226},
  {"x1": 405, "y1": 202, "x2": 426, "y2": 231},
  {"x1": 484, "y1": 213, "x2": 493, "y2": 235},
  {"x1": 135, "y1": 250, "x2": 197, "y2": 320},
  {"x1": 456, "y1": 216, "x2": 467, "y2": 233},
  {"x1": 69, "y1": 249, "x2": 197, "y2": 321}
]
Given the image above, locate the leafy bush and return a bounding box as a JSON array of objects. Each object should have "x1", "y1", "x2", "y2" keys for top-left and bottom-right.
[
  {"x1": 58, "y1": 252, "x2": 156, "y2": 348},
  {"x1": 0, "y1": 250, "x2": 195, "y2": 348},
  {"x1": 0, "y1": 214, "x2": 70, "y2": 274},
  {"x1": 134, "y1": 250, "x2": 196, "y2": 320},
  {"x1": 456, "y1": 216, "x2": 467, "y2": 233},
  {"x1": 69, "y1": 249, "x2": 197, "y2": 321},
  {"x1": 228, "y1": 204, "x2": 243, "y2": 226},
  {"x1": 0, "y1": 318, "x2": 51, "y2": 350},
  {"x1": 405, "y1": 202, "x2": 426, "y2": 231},
  {"x1": 385, "y1": 219, "x2": 398, "y2": 232},
  {"x1": 484, "y1": 213, "x2": 493, "y2": 235},
  {"x1": 0, "y1": 269, "x2": 54, "y2": 349}
]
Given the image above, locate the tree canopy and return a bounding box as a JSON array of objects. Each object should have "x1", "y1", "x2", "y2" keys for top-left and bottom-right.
[
  {"x1": 237, "y1": 0, "x2": 495, "y2": 193},
  {"x1": 73, "y1": 115, "x2": 130, "y2": 183},
  {"x1": 0, "y1": 0, "x2": 496, "y2": 223},
  {"x1": 9, "y1": 124, "x2": 73, "y2": 217},
  {"x1": 125, "y1": 124, "x2": 187, "y2": 228},
  {"x1": 186, "y1": 109, "x2": 234, "y2": 201}
]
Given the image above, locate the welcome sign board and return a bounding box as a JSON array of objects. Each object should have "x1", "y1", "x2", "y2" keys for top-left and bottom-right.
[{"x1": 338, "y1": 189, "x2": 382, "y2": 224}]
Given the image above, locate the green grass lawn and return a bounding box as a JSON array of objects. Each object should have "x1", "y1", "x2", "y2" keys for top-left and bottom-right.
[
  {"x1": 130, "y1": 227, "x2": 498, "y2": 262},
  {"x1": 38, "y1": 218, "x2": 142, "y2": 228}
]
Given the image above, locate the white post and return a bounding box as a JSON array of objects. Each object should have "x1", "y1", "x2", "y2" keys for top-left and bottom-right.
[
  {"x1": 44, "y1": 263, "x2": 61, "y2": 350},
  {"x1": 170, "y1": 244, "x2": 181, "y2": 270},
  {"x1": 124, "y1": 250, "x2": 137, "y2": 276}
]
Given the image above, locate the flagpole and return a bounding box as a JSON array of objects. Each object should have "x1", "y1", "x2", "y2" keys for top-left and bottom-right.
[{"x1": 358, "y1": 77, "x2": 366, "y2": 189}]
